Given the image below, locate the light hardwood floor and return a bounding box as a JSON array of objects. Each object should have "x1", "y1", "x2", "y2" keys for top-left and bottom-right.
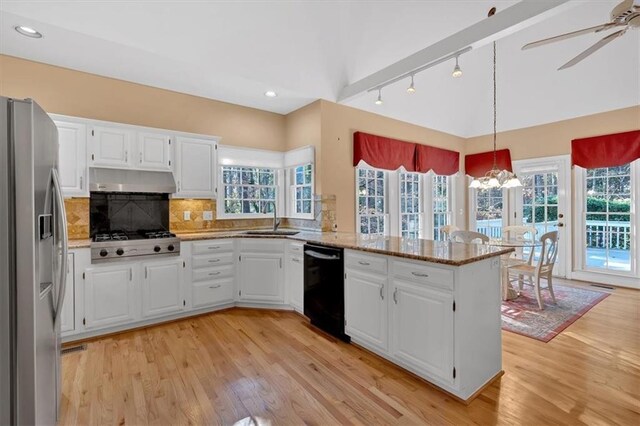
[{"x1": 60, "y1": 280, "x2": 640, "y2": 425}]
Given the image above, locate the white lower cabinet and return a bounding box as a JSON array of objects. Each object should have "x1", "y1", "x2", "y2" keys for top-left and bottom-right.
[
  {"x1": 390, "y1": 279, "x2": 454, "y2": 385},
  {"x1": 286, "y1": 242, "x2": 304, "y2": 312},
  {"x1": 84, "y1": 263, "x2": 136, "y2": 329},
  {"x1": 60, "y1": 253, "x2": 75, "y2": 334},
  {"x1": 345, "y1": 269, "x2": 388, "y2": 352},
  {"x1": 141, "y1": 259, "x2": 184, "y2": 318},
  {"x1": 239, "y1": 253, "x2": 284, "y2": 303}
]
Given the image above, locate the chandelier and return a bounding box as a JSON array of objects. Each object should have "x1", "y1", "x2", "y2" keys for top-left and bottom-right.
[{"x1": 469, "y1": 40, "x2": 522, "y2": 190}]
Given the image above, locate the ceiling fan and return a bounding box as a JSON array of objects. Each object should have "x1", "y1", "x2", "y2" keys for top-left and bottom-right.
[{"x1": 522, "y1": 0, "x2": 639, "y2": 70}]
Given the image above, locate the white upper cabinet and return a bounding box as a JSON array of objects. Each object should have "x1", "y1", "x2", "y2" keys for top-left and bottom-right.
[
  {"x1": 137, "y1": 132, "x2": 172, "y2": 171},
  {"x1": 174, "y1": 136, "x2": 217, "y2": 198},
  {"x1": 89, "y1": 125, "x2": 134, "y2": 168},
  {"x1": 55, "y1": 120, "x2": 88, "y2": 197}
]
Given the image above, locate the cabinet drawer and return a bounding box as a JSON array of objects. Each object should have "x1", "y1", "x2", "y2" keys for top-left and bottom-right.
[
  {"x1": 288, "y1": 242, "x2": 304, "y2": 254},
  {"x1": 192, "y1": 252, "x2": 234, "y2": 269},
  {"x1": 392, "y1": 260, "x2": 454, "y2": 290},
  {"x1": 192, "y1": 264, "x2": 234, "y2": 283},
  {"x1": 346, "y1": 251, "x2": 387, "y2": 275},
  {"x1": 192, "y1": 240, "x2": 234, "y2": 255},
  {"x1": 192, "y1": 278, "x2": 234, "y2": 308},
  {"x1": 240, "y1": 239, "x2": 284, "y2": 253}
]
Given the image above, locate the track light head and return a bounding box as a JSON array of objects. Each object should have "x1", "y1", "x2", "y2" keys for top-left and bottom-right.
[
  {"x1": 452, "y1": 56, "x2": 463, "y2": 78},
  {"x1": 406, "y1": 75, "x2": 416, "y2": 94},
  {"x1": 375, "y1": 89, "x2": 383, "y2": 105}
]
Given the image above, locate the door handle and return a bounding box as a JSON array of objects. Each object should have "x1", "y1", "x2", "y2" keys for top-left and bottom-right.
[
  {"x1": 50, "y1": 169, "x2": 68, "y2": 325},
  {"x1": 304, "y1": 250, "x2": 340, "y2": 260},
  {"x1": 380, "y1": 285, "x2": 384, "y2": 300},
  {"x1": 393, "y1": 288, "x2": 398, "y2": 304}
]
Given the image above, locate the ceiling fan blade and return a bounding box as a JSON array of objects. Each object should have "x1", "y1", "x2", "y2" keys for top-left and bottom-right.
[
  {"x1": 558, "y1": 29, "x2": 627, "y2": 70},
  {"x1": 522, "y1": 22, "x2": 619, "y2": 50}
]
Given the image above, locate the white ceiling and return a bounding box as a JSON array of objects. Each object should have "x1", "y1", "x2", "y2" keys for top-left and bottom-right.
[{"x1": 1, "y1": 0, "x2": 638, "y2": 137}]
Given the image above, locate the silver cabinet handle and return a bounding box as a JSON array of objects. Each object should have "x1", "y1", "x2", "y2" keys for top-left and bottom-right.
[
  {"x1": 208, "y1": 259, "x2": 220, "y2": 263},
  {"x1": 358, "y1": 261, "x2": 370, "y2": 266},
  {"x1": 380, "y1": 285, "x2": 384, "y2": 300},
  {"x1": 129, "y1": 268, "x2": 133, "y2": 281},
  {"x1": 208, "y1": 272, "x2": 221, "y2": 276},
  {"x1": 393, "y1": 288, "x2": 398, "y2": 304},
  {"x1": 292, "y1": 258, "x2": 300, "y2": 263},
  {"x1": 209, "y1": 285, "x2": 221, "y2": 289},
  {"x1": 280, "y1": 258, "x2": 283, "y2": 269},
  {"x1": 139, "y1": 151, "x2": 143, "y2": 164},
  {"x1": 177, "y1": 180, "x2": 181, "y2": 192},
  {"x1": 125, "y1": 150, "x2": 128, "y2": 163},
  {"x1": 207, "y1": 246, "x2": 220, "y2": 250},
  {"x1": 145, "y1": 267, "x2": 148, "y2": 279},
  {"x1": 411, "y1": 272, "x2": 429, "y2": 278},
  {"x1": 79, "y1": 175, "x2": 83, "y2": 190}
]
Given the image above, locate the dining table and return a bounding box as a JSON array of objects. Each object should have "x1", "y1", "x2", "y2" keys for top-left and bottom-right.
[{"x1": 488, "y1": 238, "x2": 542, "y2": 301}]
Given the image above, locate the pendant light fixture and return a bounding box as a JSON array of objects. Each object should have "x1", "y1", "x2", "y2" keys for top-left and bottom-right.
[
  {"x1": 469, "y1": 36, "x2": 522, "y2": 189},
  {"x1": 452, "y1": 56, "x2": 463, "y2": 78},
  {"x1": 374, "y1": 88, "x2": 383, "y2": 105},
  {"x1": 407, "y1": 74, "x2": 416, "y2": 93}
]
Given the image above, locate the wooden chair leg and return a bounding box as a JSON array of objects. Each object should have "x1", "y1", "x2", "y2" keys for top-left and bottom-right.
[
  {"x1": 534, "y1": 275, "x2": 544, "y2": 310},
  {"x1": 547, "y1": 273, "x2": 557, "y2": 303}
]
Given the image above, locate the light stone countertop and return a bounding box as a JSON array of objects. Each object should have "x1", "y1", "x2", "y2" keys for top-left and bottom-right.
[{"x1": 69, "y1": 229, "x2": 513, "y2": 266}]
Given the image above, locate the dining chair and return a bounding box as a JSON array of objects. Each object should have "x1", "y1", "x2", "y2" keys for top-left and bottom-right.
[
  {"x1": 450, "y1": 230, "x2": 489, "y2": 244},
  {"x1": 438, "y1": 225, "x2": 459, "y2": 241},
  {"x1": 502, "y1": 225, "x2": 537, "y2": 264},
  {"x1": 506, "y1": 231, "x2": 559, "y2": 310}
]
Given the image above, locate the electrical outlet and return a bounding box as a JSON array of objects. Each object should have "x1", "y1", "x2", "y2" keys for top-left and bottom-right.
[
  {"x1": 203, "y1": 211, "x2": 213, "y2": 221},
  {"x1": 183, "y1": 211, "x2": 191, "y2": 221}
]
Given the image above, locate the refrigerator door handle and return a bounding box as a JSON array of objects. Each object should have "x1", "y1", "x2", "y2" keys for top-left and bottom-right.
[{"x1": 51, "y1": 168, "x2": 68, "y2": 324}]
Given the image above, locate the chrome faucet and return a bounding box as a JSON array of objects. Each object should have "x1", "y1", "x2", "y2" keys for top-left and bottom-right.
[{"x1": 269, "y1": 201, "x2": 280, "y2": 231}]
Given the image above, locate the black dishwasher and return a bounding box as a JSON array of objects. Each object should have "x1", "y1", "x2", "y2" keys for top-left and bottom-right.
[{"x1": 303, "y1": 243, "x2": 350, "y2": 342}]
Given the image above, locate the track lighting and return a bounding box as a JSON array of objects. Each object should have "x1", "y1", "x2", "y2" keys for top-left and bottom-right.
[
  {"x1": 452, "y1": 56, "x2": 462, "y2": 78},
  {"x1": 375, "y1": 89, "x2": 383, "y2": 105},
  {"x1": 365, "y1": 47, "x2": 470, "y2": 99},
  {"x1": 406, "y1": 75, "x2": 416, "y2": 94}
]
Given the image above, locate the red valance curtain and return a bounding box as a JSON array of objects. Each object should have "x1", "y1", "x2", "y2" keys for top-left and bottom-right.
[
  {"x1": 415, "y1": 144, "x2": 459, "y2": 175},
  {"x1": 464, "y1": 149, "x2": 512, "y2": 178},
  {"x1": 572, "y1": 130, "x2": 640, "y2": 168},
  {"x1": 353, "y1": 131, "x2": 417, "y2": 172}
]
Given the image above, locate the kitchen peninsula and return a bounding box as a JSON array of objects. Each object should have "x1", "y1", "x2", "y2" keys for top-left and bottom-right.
[{"x1": 66, "y1": 230, "x2": 512, "y2": 402}]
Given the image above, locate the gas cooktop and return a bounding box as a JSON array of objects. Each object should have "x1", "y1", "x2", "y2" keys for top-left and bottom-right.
[
  {"x1": 92, "y1": 230, "x2": 176, "y2": 242},
  {"x1": 90, "y1": 230, "x2": 180, "y2": 263}
]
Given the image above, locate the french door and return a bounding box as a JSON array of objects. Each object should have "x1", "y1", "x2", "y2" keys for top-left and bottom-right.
[{"x1": 512, "y1": 156, "x2": 571, "y2": 277}]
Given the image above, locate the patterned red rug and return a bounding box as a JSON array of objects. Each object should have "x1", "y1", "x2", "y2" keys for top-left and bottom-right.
[{"x1": 501, "y1": 284, "x2": 609, "y2": 342}]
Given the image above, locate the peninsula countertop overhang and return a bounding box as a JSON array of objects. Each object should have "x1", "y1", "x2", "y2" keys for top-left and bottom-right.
[{"x1": 70, "y1": 230, "x2": 514, "y2": 266}]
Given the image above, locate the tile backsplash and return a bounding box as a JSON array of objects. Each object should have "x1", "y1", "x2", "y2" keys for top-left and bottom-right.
[
  {"x1": 64, "y1": 198, "x2": 90, "y2": 240},
  {"x1": 65, "y1": 194, "x2": 337, "y2": 239}
]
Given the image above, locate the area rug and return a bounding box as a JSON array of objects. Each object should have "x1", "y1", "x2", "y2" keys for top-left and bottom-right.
[{"x1": 501, "y1": 284, "x2": 609, "y2": 342}]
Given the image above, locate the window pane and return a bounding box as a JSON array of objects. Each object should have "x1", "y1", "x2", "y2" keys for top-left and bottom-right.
[
  {"x1": 584, "y1": 164, "x2": 632, "y2": 272},
  {"x1": 358, "y1": 168, "x2": 386, "y2": 235}
]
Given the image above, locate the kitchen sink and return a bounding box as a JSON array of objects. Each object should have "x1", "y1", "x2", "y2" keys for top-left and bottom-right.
[{"x1": 243, "y1": 230, "x2": 300, "y2": 236}]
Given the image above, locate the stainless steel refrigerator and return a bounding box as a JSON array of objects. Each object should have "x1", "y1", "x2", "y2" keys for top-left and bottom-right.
[{"x1": 0, "y1": 97, "x2": 68, "y2": 425}]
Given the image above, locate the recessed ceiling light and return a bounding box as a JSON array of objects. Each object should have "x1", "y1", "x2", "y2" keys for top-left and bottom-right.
[
  {"x1": 15, "y1": 25, "x2": 43, "y2": 38},
  {"x1": 264, "y1": 91, "x2": 277, "y2": 98}
]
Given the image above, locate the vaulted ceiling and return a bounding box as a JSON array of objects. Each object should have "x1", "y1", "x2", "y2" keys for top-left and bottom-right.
[{"x1": 1, "y1": 0, "x2": 638, "y2": 137}]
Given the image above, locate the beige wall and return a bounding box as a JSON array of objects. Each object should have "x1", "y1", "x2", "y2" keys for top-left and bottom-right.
[
  {"x1": 284, "y1": 100, "x2": 322, "y2": 192},
  {"x1": 319, "y1": 100, "x2": 467, "y2": 233},
  {"x1": 0, "y1": 55, "x2": 286, "y2": 150},
  {"x1": 465, "y1": 106, "x2": 640, "y2": 160}
]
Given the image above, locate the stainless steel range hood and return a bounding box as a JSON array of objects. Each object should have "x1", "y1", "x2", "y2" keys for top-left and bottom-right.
[{"x1": 89, "y1": 167, "x2": 177, "y2": 193}]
